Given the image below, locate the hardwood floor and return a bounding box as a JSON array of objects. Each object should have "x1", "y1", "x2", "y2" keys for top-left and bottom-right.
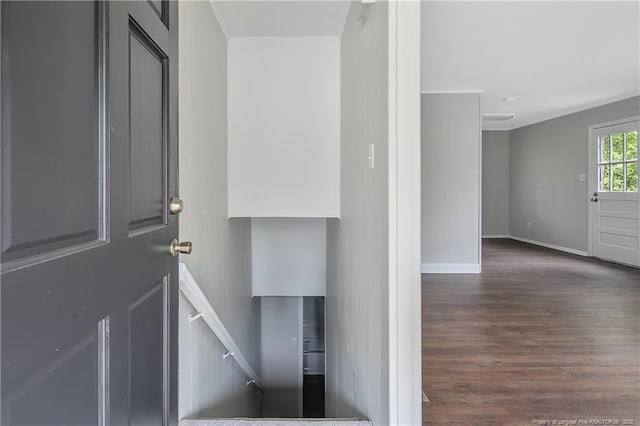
[{"x1": 422, "y1": 239, "x2": 640, "y2": 426}]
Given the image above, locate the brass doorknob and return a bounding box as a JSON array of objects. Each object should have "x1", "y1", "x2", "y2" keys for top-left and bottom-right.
[
  {"x1": 170, "y1": 239, "x2": 192, "y2": 257},
  {"x1": 169, "y1": 197, "x2": 183, "y2": 215}
]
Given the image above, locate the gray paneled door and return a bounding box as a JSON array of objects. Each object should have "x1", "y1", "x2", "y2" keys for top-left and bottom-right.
[{"x1": 1, "y1": 1, "x2": 180, "y2": 425}]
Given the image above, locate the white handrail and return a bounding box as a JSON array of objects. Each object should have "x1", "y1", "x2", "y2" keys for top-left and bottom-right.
[{"x1": 179, "y1": 263, "x2": 264, "y2": 391}]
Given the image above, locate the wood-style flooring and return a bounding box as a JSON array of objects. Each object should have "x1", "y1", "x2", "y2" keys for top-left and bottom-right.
[{"x1": 422, "y1": 239, "x2": 640, "y2": 425}]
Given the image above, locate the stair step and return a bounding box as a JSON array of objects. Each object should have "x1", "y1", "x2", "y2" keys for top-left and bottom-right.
[{"x1": 180, "y1": 419, "x2": 371, "y2": 426}]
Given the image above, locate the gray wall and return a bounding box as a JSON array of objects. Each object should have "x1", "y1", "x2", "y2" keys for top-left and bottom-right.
[
  {"x1": 260, "y1": 297, "x2": 302, "y2": 418},
  {"x1": 326, "y1": 1, "x2": 389, "y2": 423},
  {"x1": 509, "y1": 96, "x2": 640, "y2": 252},
  {"x1": 252, "y1": 218, "x2": 326, "y2": 297},
  {"x1": 178, "y1": 1, "x2": 260, "y2": 418},
  {"x1": 421, "y1": 93, "x2": 482, "y2": 271},
  {"x1": 482, "y1": 131, "x2": 510, "y2": 236}
]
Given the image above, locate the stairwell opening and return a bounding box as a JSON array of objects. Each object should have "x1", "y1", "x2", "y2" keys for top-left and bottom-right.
[{"x1": 178, "y1": 0, "x2": 388, "y2": 423}]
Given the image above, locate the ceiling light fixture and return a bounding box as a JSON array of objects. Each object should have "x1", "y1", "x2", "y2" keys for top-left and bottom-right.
[
  {"x1": 482, "y1": 113, "x2": 516, "y2": 122},
  {"x1": 503, "y1": 97, "x2": 516, "y2": 102}
]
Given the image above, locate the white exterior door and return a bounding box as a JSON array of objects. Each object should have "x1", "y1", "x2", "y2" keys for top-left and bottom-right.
[{"x1": 589, "y1": 118, "x2": 639, "y2": 267}]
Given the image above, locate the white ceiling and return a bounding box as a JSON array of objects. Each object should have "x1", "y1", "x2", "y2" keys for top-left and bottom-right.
[
  {"x1": 209, "y1": 1, "x2": 639, "y2": 130},
  {"x1": 210, "y1": 0, "x2": 351, "y2": 38},
  {"x1": 422, "y1": 1, "x2": 640, "y2": 130}
]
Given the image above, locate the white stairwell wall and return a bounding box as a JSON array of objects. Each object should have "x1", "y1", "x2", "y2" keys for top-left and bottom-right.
[
  {"x1": 179, "y1": 1, "x2": 261, "y2": 419},
  {"x1": 227, "y1": 37, "x2": 341, "y2": 218}
]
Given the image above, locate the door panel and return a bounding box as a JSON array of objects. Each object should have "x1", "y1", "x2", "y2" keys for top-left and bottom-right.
[
  {"x1": 147, "y1": 0, "x2": 166, "y2": 25},
  {"x1": 599, "y1": 198, "x2": 638, "y2": 214},
  {"x1": 1, "y1": 1, "x2": 103, "y2": 263},
  {"x1": 600, "y1": 214, "x2": 639, "y2": 230},
  {"x1": 1, "y1": 1, "x2": 180, "y2": 425},
  {"x1": 129, "y1": 280, "x2": 168, "y2": 426},
  {"x1": 128, "y1": 22, "x2": 167, "y2": 233},
  {"x1": 3, "y1": 327, "x2": 100, "y2": 426},
  {"x1": 599, "y1": 229, "x2": 637, "y2": 248}
]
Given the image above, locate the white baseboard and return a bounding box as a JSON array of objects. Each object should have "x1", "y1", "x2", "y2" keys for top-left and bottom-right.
[
  {"x1": 422, "y1": 237, "x2": 588, "y2": 275},
  {"x1": 508, "y1": 236, "x2": 589, "y2": 257},
  {"x1": 421, "y1": 263, "x2": 481, "y2": 274}
]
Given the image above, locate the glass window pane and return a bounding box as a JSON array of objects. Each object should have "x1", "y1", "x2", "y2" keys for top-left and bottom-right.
[
  {"x1": 612, "y1": 133, "x2": 624, "y2": 161},
  {"x1": 627, "y1": 163, "x2": 638, "y2": 192},
  {"x1": 599, "y1": 135, "x2": 610, "y2": 163},
  {"x1": 626, "y1": 131, "x2": 637, "y2": 161},
  {"x1": 612, "y1": 163, "x2": 624, "y2": 191},
  {"x1": 599, "y1": 165, "x2": 610, "y2": 191}
]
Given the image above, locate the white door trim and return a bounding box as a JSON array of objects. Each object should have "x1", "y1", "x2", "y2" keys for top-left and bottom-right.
[
  {"x1": 387, "y1": 1, "x2": 422, "y2": 425},
  {"x1": 587, "y1": 115, "x2": 640, "y2": 256}
]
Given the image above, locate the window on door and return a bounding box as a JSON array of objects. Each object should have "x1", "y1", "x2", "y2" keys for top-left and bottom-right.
[{"x1": 598, "y1": 130, "x2": 638, "y2": 192}]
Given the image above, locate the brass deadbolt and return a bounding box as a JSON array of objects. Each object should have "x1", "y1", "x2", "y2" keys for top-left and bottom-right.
[{"x1": 169, "y1": 197, "x2": 184, "y2": 215}]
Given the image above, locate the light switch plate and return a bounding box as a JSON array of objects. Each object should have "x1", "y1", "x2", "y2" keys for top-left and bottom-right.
[
  {"x1": 368, "y1": 143, "x2": 375, "y2": 169},
  {"x1": 579, "y1": 173, "x2": 587, "y2": 182}
]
